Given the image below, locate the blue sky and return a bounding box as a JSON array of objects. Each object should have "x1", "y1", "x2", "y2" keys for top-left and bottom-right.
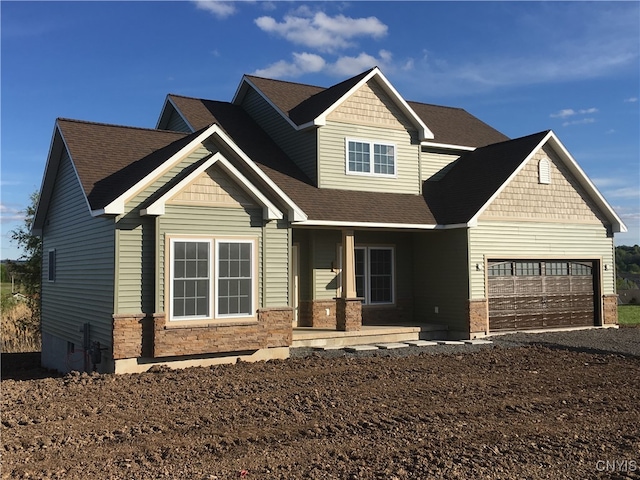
[{"x1": 1, "y1": 1, "x2": 639, "y2": 259}]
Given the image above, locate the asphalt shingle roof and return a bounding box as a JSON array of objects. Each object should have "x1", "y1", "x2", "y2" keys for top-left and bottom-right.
[
  {"x1": 57, "y1": 119, "x2": 191, "y2": 210},
  {"x1": 424, "y1": 131, "x2": 550, "y2": 224}
]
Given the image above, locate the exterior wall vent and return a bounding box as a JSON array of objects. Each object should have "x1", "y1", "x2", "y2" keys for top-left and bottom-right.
[{"x1": 538, "y1": 157, "x2": 551, "y2": 184}]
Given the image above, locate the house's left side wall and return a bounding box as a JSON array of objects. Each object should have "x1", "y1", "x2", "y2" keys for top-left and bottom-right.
[{"x1": 41, "y1": 150, "x2": 115, "y2": 373}]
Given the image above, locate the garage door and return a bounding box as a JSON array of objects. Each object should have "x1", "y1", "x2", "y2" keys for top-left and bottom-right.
[{"x1": 488, "y1": 260, "x2": 597, "y2": 331}]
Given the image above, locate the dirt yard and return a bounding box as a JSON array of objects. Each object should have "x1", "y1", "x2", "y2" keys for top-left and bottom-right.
[{"x1": 3, "y1": 330, "x2": 640, "y2": 479}]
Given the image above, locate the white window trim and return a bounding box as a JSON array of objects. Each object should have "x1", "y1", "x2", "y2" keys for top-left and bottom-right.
[
  {"x1": 345, "y1": 138, "x2": 397, "y2": 178},
  {"x1": 47, "y1": 249, "x2": 56, "y2": 282},
  {"x1": 538, "y1": 157, "x2": 551, "y2": 184},
  {"x1": 338, "y1": 245, "x2": 395, "y2": 305},
  {"x1": 167, "y1": 236, "x2": 258, "y2": 323},
  {"x1": 168, "y1": 238, "x2": 214, "y2": 322},
  {"x1": 214, "y1": 238, "x2": 256, "y2": 320}
]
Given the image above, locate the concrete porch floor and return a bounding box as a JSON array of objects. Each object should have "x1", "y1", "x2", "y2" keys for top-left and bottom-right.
[{"x1": 292, "y1": 323, "x2": 448, "y2": 349}]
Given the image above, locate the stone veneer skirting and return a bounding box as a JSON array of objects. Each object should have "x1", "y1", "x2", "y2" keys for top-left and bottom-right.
[
  {"x1": 602, "y1": 294, "x2": 618, "y2": 325},
  {"x1": 468, "y1": 299, "x2": 489, "y2": 335},
  {"x1": 336, "y1": 298, "x2": 362, "y2": 332},
  {"x1": 113, "y1": 307, "x2": 293, "y2": 360}
]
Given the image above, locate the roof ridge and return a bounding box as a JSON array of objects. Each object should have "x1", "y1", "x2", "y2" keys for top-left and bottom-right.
[
  {"x1": 244, "y1": 74, "x2": 326, "y2": 91},
  {"x1": 407, "y1": 100, "x2": 466, "y2": 112},
  {"x1": 57, "y1": 117, "x2": 188, "y2": 135}
]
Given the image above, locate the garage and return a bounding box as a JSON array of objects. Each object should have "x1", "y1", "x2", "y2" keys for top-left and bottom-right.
[{"x1": 488, "y1": 260, "x2": 598, "y2": 331}]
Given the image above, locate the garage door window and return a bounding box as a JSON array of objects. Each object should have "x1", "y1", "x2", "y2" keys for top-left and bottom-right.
[
  {"x1": 547, "y1": 262, "x2": 569, "y2": 276},
  {"x1": 571, "y1": 263, "x2": 592, "y2": 276},
  {"x1": 515, "y1": 262, "x2": 541, "y2": 276}
]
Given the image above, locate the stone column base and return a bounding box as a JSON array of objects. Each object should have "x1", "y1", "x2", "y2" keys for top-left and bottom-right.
[
  {"x1": 336, "y1": 298, "x2": 362, "y2": 332},
  {"x1": 468, "y1": 299, "x2": 488, "y2": 336},
  {"x1": 602, "y1": 294, "x2": 618, "y2": 325}
]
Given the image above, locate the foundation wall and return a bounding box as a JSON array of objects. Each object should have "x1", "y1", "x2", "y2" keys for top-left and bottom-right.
[{"x1": 602, "y1": 294, "x2": 618, "y2": 325}]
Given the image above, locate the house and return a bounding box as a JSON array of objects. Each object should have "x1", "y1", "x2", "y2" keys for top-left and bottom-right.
[{"x1": 33, "y1": 67, "x2": 626, "y2": 373}]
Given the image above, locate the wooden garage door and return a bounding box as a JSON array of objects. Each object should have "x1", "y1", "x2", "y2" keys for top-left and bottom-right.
[{"x1": 488, "y1": 260, "x2": 596, "y2": 331}]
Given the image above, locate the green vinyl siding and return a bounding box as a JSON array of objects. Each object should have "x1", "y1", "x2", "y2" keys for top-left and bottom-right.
[
  {"x1": 41, "y1": 150, "x2": 115, "y2": 348},
  {"x1": 263, "y1": 218, "x2": 290, "y2": 306},
  {"x1": 157, "y1": 205, "x2": 267, "y2": 313},
  {"x1": 116, "y1": 145, "x2": 215, "y2": 313},
  {"x1": 413, "y1": 229, "x2": 470, "y2": 331},
  {"x1": 164, "y1": 109, "x2": 191, "y2": 133},
  {"x1": 240, "y1": 88, "x2": 317, "y2": 184},
  {"x1": 468, "y1": 221, "x2": 615, "y2": 299},
  {"x1": 318, "y1": 121, "x2": 420, "y2": 194},
  {"x1": 421, "y1": 150, "x2": 461, "y2": 181},
  {"x1": 310, "y1": 230, "x2": 341, "y2": 300}
]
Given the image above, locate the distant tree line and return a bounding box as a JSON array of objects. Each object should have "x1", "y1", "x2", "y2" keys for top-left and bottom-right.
[{"x1": 616, "y1": 245, "x2": 640, "y2": 290}]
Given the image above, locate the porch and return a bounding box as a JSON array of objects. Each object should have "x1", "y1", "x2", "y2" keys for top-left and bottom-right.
[{"x1": 292, "y1": 323, "x2": 448, "y2": 349}]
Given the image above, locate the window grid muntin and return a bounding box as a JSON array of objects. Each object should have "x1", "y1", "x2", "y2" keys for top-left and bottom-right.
[
  {"x1": 348, "y1": 141, "x2": 370, "y2": 173},
  {"x1": 571, "y1": 262, "x2": 592, "y2": 276},
  {"x1": 515, "y1": 262, "x2": 541, "y2": 276},
  {"x1": 546, "y1": 262, "x2": 569, "y2": 276},
  {"x1": 346, "y1": 139, "x2": 396, "y2": 177},
  {"x1": 217, "y1": 241, "x2": 253, "y2": 317},
  {"x1": 488, "y1": 262, "x2": 512, "y2": 277},
  {"x1": 172, "y1": 240, "x2": 211, "y2": 319}
]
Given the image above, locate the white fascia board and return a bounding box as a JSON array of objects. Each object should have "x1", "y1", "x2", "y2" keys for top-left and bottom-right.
[
  {"x1": 546, "y1": 132, "x2": 627, "y2": 233},
  {"x1": 467, "y1": 132, "x2": 552, "y2": 228},
  {"x1": 466, "y1": 130, "x2": 627, "y2": 233},
  {"x1": 101, "y1": 124, "x2": 220, "y2": 215},
  {"x1": 294, "y1": 219, "x2": 439, "y2": 230},
  {"x1": 155, "y1": 96, "x2": 195, "y2": 131},
  {"x1": 212, "y1": 128, "x2": 308, "y2": 222},
  {"x1": 233, "y1": 77, "x2": 301, "y2": 131},
  {"x1": 33, "y1": 126, "x2": 66, "y2": 235},
  {"x1": 315, "y1": 68, "x2": 435, "y2": 141},
  {"x1": 421, "y1": 141, "x2": 476, "y2": 152},
  {"x1": 140, "y1": 153, "x2": 283, "y2": 220}
]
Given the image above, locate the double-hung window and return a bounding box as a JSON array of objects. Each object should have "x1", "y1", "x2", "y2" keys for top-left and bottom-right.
[
  {"x1": 216, "y1": 240, "x2": 253, "y2": 317},
  {"x1": 344, "y1": 246, "x2": 394, "y2": 305},
  {"x1": 346, "y1": 139, "x2": 396, "y2": 177},
  {"x1": 169, "y1": 238, "x2": 255, "y2": 321}
]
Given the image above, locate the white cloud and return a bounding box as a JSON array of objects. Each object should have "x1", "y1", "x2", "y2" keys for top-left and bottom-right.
[
  {"x1": 253, "y1": 50, "x2": 395, "y2": 79},
  {"x1": 550, "y1": 107, "x2": 598, "y2": 119},
  {"x1": 253, "y1": 53, "x2": 326, "y2": 78},
  {"x1": 193, "y1": 1, "x2": 237, "y2": 19},
  {"x1": 254, "y1": 12, "x2": 387, "y2": 52},
  {"x1": 562, "y1": 118, "x2": 595, "y2": 127},
  {"x1": 0, "y1": 204, "x2": 24, "y2": 224},
  {"x1": 607, "y1": 187, "x2": 640, "y2": 199},
  {"x1": 625, "y1": 97, "x2": 638, "y2": 103}
]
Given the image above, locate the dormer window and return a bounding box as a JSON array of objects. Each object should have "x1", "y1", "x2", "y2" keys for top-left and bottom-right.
[
  {"x1": 538, "y1": 157, "x2": 551, "y2": 184},
  {"x1": 346, "y1": 139, "x2": 396, "y2": 177}
]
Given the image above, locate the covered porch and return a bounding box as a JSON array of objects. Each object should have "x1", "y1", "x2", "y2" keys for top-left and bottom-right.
[{"x1": 290, "y1": 226, "x2": 473, "y2": 339}]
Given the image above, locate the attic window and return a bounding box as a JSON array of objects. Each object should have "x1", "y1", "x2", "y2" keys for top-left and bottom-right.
[{"x1": 538, "y1": 158, "x2": 551, "y2": 184}]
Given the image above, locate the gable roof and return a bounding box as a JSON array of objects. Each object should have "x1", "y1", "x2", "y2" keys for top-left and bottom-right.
[
  {"x1": 424, "y1": 131, "x2": 549, "y2": 224},
  {"x1": 424, "y1": 130, "x2": 626, "y2": 232},
  {"x1": 234, "y1": 67, "x2": 434, "y2": 141},
  {"x1": 163, "y1": 95, "x2": 438, "y2": 226},
  {"x1": 55, "y1": 119, "x2": 192, "y2": 211}
]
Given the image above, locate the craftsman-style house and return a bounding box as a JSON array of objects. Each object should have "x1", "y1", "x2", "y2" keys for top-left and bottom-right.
[{"x1": 33, "y1": 68, "x2": 626, "y2": 373}]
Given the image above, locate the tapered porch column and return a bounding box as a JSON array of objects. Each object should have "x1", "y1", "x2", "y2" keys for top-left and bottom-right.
[{"x1": 337, "y1": 229, "x2": 362, "y2": 331}]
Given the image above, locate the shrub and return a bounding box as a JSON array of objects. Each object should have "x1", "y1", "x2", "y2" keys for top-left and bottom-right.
[{"x1": 1, "y1": 298, "x2": 40, "y2": 353}]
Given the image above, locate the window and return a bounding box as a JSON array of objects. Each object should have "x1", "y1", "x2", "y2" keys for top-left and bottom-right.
[
  {"x1": 47, "y1": 249, "x2": 56, "y2": 282},
  {"x1": 343, "y1": 246, "x2": 394, "y2": 305},
  {"x1": 547, "y1": 262, "x2": 569, "y2": 276},
  {"x1": 488, "y1": 262, "x2": 512, "y2": 277},
  {"x1": 515, "y1": 262, "x2": 541, "y2": 276},
  {"x1": 172, "y1": 240, "x2": 211, "y2": 319},
  {"x1": 217, "y1": 241, "x2": 253, "y2": 317},
  {"x1": 169, "y1": 238, "x2": 255, "y2": 321},
  {"x1": 347, "y1": 139, "x2": 396, "y2": 176},
  {"x1": 571, "y1": 262, "x2": 592, "y2": 276}
]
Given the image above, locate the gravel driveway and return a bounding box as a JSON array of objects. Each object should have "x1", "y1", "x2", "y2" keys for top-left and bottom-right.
[{"x1": 291, "y1": 326, "x2": 640, "y2": 360}]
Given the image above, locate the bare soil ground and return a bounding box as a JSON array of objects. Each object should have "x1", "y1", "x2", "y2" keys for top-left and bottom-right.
[{"x1": 3, "y1": 329, "x2": 640, "y2": 479}]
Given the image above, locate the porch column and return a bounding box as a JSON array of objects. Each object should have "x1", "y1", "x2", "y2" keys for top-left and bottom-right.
[{"x1": 337, "y1": 229, "x2": 362, "y2": 331}]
